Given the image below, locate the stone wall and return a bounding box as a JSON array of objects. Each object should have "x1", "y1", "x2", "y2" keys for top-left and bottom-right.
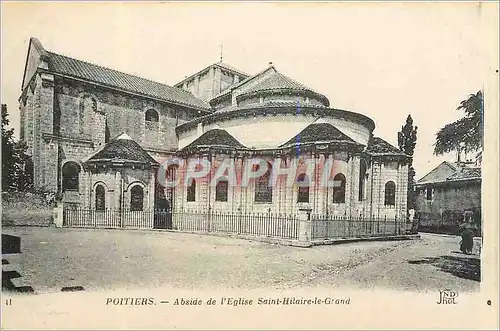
[
  {"x1": 178, "y1": 113, "x2": 373, "y2": 150},
  {"x1": 20, "y1": 72, "x2": 203, "y2": 194},
  {"x1": 171, "y1": 153, "x2": 409, "y2": 220},
  {"x1": 84, "y1": 166, "x2": 156, "y2": 211},
  {"x1": 53, "y1": 77, "x2": 198, "y2": 150},
  {"x1": 179, "y1": 66, "x2": 243, "y2": 102},
  {"x1": 415, "y1": 180, "x2": 481, "y2": 228}
]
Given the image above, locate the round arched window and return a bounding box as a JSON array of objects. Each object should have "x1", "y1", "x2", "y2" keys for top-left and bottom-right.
[
  {"x1": 130, "y1": 185, "x2": 144, "y2": 211},
  {"x1": 62, "y1": 162, "x2": 81, "y2": 191}
]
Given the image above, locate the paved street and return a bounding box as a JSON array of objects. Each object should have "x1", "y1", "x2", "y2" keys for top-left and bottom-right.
[{"x1": 2, "y1": 227, "x2": 480, "y2": 294}]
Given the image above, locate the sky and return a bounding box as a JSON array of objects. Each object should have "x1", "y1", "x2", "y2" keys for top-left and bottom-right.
[{"x1": 1, "y1": 2, "x2": 495, "y2": 178}]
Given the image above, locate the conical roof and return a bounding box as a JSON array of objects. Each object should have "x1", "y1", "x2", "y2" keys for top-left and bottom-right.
[
  {"x1": 238, "y1": 72, "x2": 330, "y2": 107},
  {"x1": 85, "y1": 133, "x2": 159, "y2": 166},
  {"x1": 280, "y1": 122, "x2": 360, "y2": 148},
  {"x1": 365, "y1": 137, "x2": 408, "y2": 156},
  {"x1": 180, "y1": 129, "x2": 247, "y2": 152}
]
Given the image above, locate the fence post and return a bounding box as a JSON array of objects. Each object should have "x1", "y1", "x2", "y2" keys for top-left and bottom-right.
[
  {"x1": 53, "y1": 202, "x2": 64, "y2": 228},
  {"x1": 298, "y1": 206, "x2": 312, "y2": 245},
  {"x1": 394, "y1": 215, "x2": 398, "y2": 235},
  {"x1": 207, "y1": 207, "x2": 212, "y2": 232}
]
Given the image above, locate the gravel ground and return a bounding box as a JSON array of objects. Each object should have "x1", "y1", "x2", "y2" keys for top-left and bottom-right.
[{"x1": 2, "y1": 227, "x2": 480, "y2": 294}]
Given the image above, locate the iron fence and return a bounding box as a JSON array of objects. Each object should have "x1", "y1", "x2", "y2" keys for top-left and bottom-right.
[
  {"x1": 310, "y1": 213, "x2": 411, "y2": 240},
  {"x1": 63, "y1": 208, "x2": 410, "y2": 242},
  {"x1": 172, "y1": 210, "x2": 300, "y2": 240},
  {"x1": 63, "y1": 208, "x2": 170, "y2": 229},
  {"x1": 63, "y1": 208, "x2": 299, "y2": 240}
]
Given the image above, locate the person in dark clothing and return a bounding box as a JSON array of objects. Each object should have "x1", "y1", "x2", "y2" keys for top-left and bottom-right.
[{"x1": 459, "y1": 224, "x2": 475, "y2": 254}]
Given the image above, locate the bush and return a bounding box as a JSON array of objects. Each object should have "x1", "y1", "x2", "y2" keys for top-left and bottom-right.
[{"x1": 2, "y1": 191, "x2": 54, "y2": 227}]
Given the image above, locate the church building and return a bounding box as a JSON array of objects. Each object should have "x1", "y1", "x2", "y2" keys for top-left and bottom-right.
[{"x1": 19, "y1": 37, "x2": 411, "y2": 222}]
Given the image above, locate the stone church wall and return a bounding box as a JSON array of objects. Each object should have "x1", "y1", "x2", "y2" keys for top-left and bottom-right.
[
  {"x1": 53, "y1": 77, "x2": 198, "y2": 151},
  {"x1": 21, "y1": 72, "x2": 203, "y2": 194}
]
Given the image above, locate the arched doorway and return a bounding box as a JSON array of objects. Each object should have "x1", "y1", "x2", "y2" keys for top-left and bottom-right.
[{"x1": 153, "y1": 164, "x2": 176, "y2": 229}]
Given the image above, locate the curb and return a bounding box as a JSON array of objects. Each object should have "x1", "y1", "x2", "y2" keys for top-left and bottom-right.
[
  {"x1": 419, "y1": 232, "x2": 482, "y2": 240},
  {"x1": 310, "y1": 234, "x2": 421, "y2": 247},
  {"x1": 136, "y1": 228, "x2": 421, "y2": 248}
]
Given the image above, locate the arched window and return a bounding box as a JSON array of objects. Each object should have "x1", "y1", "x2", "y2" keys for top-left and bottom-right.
[
  {"x1": 255, "y1": 162, "x2": 272, "y2": 203},
  {"x1": 384, "y1": 181, "x2": 396, "y2": 206},
  {"x1": 187, "y1": 179, "x2": 196, "y2": 202},
  {"x1": 62, "y1": 162, "x2": 80, "y2": 191},
  {"x1": 215, "y1": 179, "x2": 228, "y2": 202},
  {"x1": 358, "y1": 159, "x2": 367, "y2": 201},
  {"x1": 333, "y1": 173, "x2": 346, "y2": 203},
  {"x1": 95, "y1": 184, "x2": 106, "y2": 211},
  {"x1": 297, "y1": 173, "x2": 309, "y2": 203},
  {"x1": 130, "y1": 185, "x2": 144, "y2": 211},
  {"x1": 145, "y1": 109, "x2": 159, "y2": 131}
]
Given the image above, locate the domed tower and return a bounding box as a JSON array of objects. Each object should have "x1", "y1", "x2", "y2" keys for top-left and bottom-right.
[
  {"x1": 234, "y1": 70, "x2": 330, "y2": 108},
  {"x1": 173, "y1": 63, "x2": 410, "y2": 224}
]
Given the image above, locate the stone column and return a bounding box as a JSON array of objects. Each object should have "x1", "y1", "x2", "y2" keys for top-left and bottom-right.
[
  {"x1": 298, "y1": 205, "x2": 313, "y2": 245},
  {"x1": 53, "y1": 202, "x2": 64, "y2": 228},
  {"x1": 115, "y1": 169, "x2": 123, "y2": 227}
]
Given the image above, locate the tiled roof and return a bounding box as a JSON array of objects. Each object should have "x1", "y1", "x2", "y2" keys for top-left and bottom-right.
[
  {"x1": 417, "y1": 161, "x2": 481, "y2": 185},
  {"x1": 216, "y1": 99, "x2": 327, "y2": 113},
  {"x1": 447, "y1": 167, "x2": 481, "y2": 180},
  {"x1": 243, "y1": 72, "x2": 322, "y2": 95},
  {"x1": 46, "y1": 52, "x2": 210, "y2": 110},
  {"x1": 180, "y1": 129, "x2": 247, "y2": 151},
  {"x1": 366, "y1": 137, "x2": 407, "y2": 156},
  {"x1": 85, "y1": 133, "x2": 159, "y2": 165},
  {"x1": 280, "y1": 122, "x2": 360, "y2": 148}
]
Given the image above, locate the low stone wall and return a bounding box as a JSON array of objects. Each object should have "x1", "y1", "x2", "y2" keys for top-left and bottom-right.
[{"x1": 2, "y1": 192, "x2": 54, "y2": 227}]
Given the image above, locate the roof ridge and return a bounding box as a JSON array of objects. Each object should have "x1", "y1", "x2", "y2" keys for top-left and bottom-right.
[
  {"x1": 174, "y1": 61, "x2": 250, "y2": 87},
  {"x1": 47, "y1": 51, "x2": 174, "y2": 88},
  {"x1": 210, "y1": 65, "x2": 277, "y2": 102},
  {"x1": 215, "y1": 61, "x2": 250, "y2": 76},
  {"x1": 46, "y1": 51, "x2": 210, "y2": 110}
]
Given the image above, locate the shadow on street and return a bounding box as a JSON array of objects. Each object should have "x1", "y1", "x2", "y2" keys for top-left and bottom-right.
[{"x1": 408, "y1": 255, "x2": 480, "y2": 281}]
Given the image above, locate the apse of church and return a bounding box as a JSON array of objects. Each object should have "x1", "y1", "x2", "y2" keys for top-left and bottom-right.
[{"x1": 19, "y1": 37, "x2": 411, "y2": 222}]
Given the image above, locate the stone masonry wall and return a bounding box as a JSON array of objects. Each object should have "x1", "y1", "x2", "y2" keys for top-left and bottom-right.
[
  {"x1": 415, "y1": 180, "x2": 481, "y2": 227},
  {"x1": 21, "y1": 73, "x2": 204, "y2": 194}
]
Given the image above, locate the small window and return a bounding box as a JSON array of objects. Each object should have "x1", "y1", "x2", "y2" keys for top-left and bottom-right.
[
  {"x1": 145, "y1": 109, "x2": 159, "y2": 122},
  {"x1": 254, "y1": 162, "x2": 272, "y2": 203},
  {"x1": 426, "y1": 187, "x2": 433, "y2": 201},
  {"x1": 62, "y1": 162, "x2": 80, "y2": 191},
  {"x1": 215, "y1": 179, "x2": 228, "y2": 202},
  {"x1": 145, "y1": 109, "x2": 159, "y2": 130},
  {"x1": 384, "y1": 181, "x2": 396, "y2": 206},
  {"x1": 95, "y1": 184, "x2": 106, "y2": 211},
  {"x1": 297, "y1": 173, "x2": 309, "y2": 203},
  {"x1": 333, "y1": 173, "x2": 346, "y2": 203},
  {"x1": 130, "y1": 185, "x2": 144, "y2": 211},
  {"x1": 187, "y1": 179, "x2": 196, "y2": 202}
]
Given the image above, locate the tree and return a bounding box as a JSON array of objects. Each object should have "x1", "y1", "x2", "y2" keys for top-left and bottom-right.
[
  {"x1": 398, "y1": 115, "x2": 418, "y2": 162},
  {"x1": 398, "y1": 115, "x2": 418, "y2": 211},
  {"x1": 2, "y1": 104, "x2": 33, "y2": 191},
  {"x1": 434, "y1": 91, "x2": 483, "y2": 161}
]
